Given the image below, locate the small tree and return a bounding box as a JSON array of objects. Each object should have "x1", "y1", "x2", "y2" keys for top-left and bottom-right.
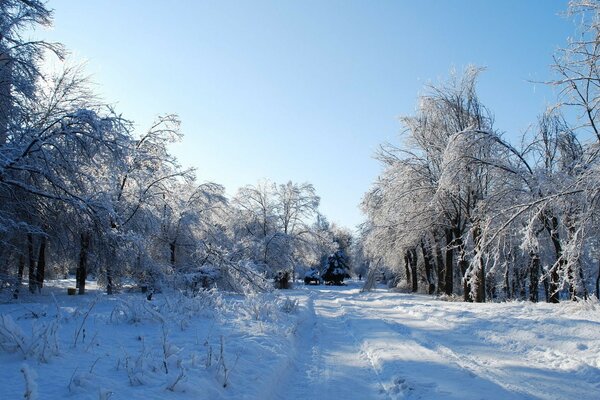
[{"x1": 322, "y1": 250, "x2": 350, "y2": 285}]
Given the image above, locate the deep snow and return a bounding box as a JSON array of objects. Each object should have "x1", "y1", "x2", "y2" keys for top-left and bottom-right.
[{"x1": 1, "y1": 280, "x2": 599, "y2": 399}]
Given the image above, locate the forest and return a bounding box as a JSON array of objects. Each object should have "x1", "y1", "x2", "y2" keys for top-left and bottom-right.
[
  {"x1": 359, "y1": 2, "x2": 600, "y2": 303},
  {"x1": 0, "y1": 0, "x2": 353, "y2": 300},
  {"x1": 2, "y1": 2, "x2": 600, "y2": 399},
  {"x1": 1, "y1": 0, "x2": 600, "y2": 305}
]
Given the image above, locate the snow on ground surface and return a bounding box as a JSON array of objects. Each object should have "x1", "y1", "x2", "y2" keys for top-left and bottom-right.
[{"x1": 1, "y1": 279, "x2": 600, "y2": 399}]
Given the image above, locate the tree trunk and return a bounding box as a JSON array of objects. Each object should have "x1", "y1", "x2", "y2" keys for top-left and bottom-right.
[
  {"x1": 476, "y1": 260, "x2": 485, "y2": 302},
  {"x1": 471, "y1": 224, "x2": 485, "y2": 303},
  {"x1": 455, "y1": 235, "x2": 470, "y2": 302},
  {"x1": 13, "y1": 255, "x2": 25, "y2": 299},
  {"x1": 106, "y1": 267, "x2": 114, "y2": 295},
  {"x1": 421, "y1": 239, "x2": 435, "y2": 294},
  {"x1": 404, "y1": 253, "x2": 411, "y2": 287},
  {"x1": 444, "y1": 228, "x2": 454, "y2": 295},
  {"x1": 170, "y1": 242, "x2": 176, "y2": 266},
  {"x1": 548, "y1": 265, "x2": 561, "y2": 303},
  {"x1": 27, "y1": 233, "x2": 36, "y2": 293},
  {"x1": 35, "y1": 235, "x2": 47, "y2": 292},
  {"x1": 596, "y1": 260, "x2": 600, "y2": 299},
  {"x1": 433, "y1": 233, "x2": 445, "y2": 295},
  {"x1": 529, "y1": 252, "x2": 540, "y2": 303},
  {"x1": 77, "y1": 233, "x2": 90, "y2": 295},
  {"x1": 567, "y1": 264, "x2": 576, "y2": 300},
  {"x1": 503, "y1": 255, "x2": 511, "y2": 299},
  {"x1": 577, "y1": 263, "x2": 588, "y2": 300},
  {"x1": 545, "y1": 215, "x2": 562, "y2": 303},
  {"x1": 408, "y1": 248, "x2": 418, "y2": 293}
]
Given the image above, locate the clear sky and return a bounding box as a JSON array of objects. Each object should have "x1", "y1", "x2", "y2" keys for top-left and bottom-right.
[{"x1": 40, "y1": 0, "x2": 573, "y2": 230}]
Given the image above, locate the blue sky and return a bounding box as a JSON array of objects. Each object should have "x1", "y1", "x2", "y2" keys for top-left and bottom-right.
[{"x1": 42, "y1": 0, "x2": 573, "y2": 229}]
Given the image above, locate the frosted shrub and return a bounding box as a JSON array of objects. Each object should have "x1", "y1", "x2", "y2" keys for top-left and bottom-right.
[
  {"x1": 163, "y1": 288, "x2": 223, "y2": 320},
  {"x1": 278, "y1": 297, "x2": 299, "y2": 314},
  {"x1": 0, "y1": 314, "x2": 59, "y2": 362},
  {"x1": 109, "y1": 298, "x2": 164, "y2": 325},
  {"x1": 438, "y1": 293, "x2": 462, "y2": 302},
  {"x1": 241, "y1": 293, "x2": 279, "y2": 322},
  {"x1": 561, "y1": 295, "x2": 600, "y2": 313},
  {"x1": 173, "y1": 267, "x2": 220, "y2": 295},
  {"x1": 0, "y1": 314, "x2": 27, "y2": 354},
  {"x1": 240, "y1": 293, "x2": 298, "y2": 321},
  {"x1": 29, "y1": 319, "x2": 60, "y2": 362}
]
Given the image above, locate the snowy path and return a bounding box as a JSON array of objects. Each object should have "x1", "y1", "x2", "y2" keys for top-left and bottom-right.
[
  {"x1": 2, "y1": 281, "x2": 599, "y2": 399},
  {"x1": 270, "y1": 283, "x2": 600, "y2": 400}
]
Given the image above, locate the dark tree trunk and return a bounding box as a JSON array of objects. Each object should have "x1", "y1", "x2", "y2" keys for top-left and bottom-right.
[
  {"x1": 17, "y1": 254, "x2": 24, "y2": 281},
  {"x1": 13, "y1": 255, "x2": 25, "y2": 299},
  {"x1": 421, "y1": 239, "x2": 435, "y2": 294},
  {"x1": 529, "y1": 252, "x2": 540, "y2": 303},
  {"x1": 548, "y1": 266, "x2": 561, "y2": 303},
  {"x1": 476, "y1": 261, "x2": 485, "y2": 302},
  {"x1": 35, "y1": 235, "x2": 47, "y2": 292},
  {"x1": 433, "y1": 233, "x2": 445, "y2": 295},
  {"x1": 106, "y1": 267, "x2": 114, "y2": 295},
  {"x1": 408, "y1": 248, "x2": 418, "y2": 293},
  {"x1": 567, "y1": 264, "x2": 576, "y2": 300},
  {"x1": 596, "y1": 260, "x2": 600, "y2": 299},
  {"x1": 471, "y1": 224, "x2": 485, "y2": 303},
  {"x1": 545, "y1": 215, "x2": 562, "y2": 303},
  {"x1": 455, "y1": 235, "x2": 471, "y2": 302},
  {"x1": 504, "y1": 255, "x2": 511, "y2": 299},
  {"x1": 27, "y1": 233, "x2": 36, "y2": 293},
  {"x1": 444, "y1": 229, "x2": 454, "y2": 295},
  {"x1": 77, "y1": 233, "x2": 90, "y2": 295},
  {"x1": 543, "y1": 275, "x2": 550, "y2": 302},
  {"x1": 577, "y1": 263, "x2": 588, "y2": 300},
  {"x1": 404, "y1": 253, "x2": 411, "y2": 287},
  {"x1": 170, "y1": 242, "x2": 176, "y2": 266}
]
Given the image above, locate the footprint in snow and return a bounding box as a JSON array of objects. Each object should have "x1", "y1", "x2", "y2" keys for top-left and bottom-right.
[{"x1": 388, "y1": 376, "x2": 417, "y2": 398}]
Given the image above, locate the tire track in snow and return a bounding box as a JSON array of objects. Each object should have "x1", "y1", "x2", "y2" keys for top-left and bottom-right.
[
  {"x1": 335, "y1": 302, "x2": 393, "y2": 399},
  {"x1": 315, "y1": 291, "x2": 392, "y2": 399},
  {"x1": 375, "y1": 299, "x2": 541, "y2": 399},
  {"x1": 337, "y1": 298, "x2": 439, "y2": 399},
  {"x1": 259, "y1": 292, "x2": 319, "y2": 400},
  {"x1": 336, "y1": 295, "x2": 527, "y2": 400},
  {"x1": 268, "y1": 289, "x2": 392, "y2": 400}
]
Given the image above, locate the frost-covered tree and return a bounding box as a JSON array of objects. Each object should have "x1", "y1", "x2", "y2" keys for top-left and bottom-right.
[
  {"x1": 361, "y1": 1, "x2": 600, "y2": 302},
  {"x1": 322, "y1": 250, "x2": 350, "y2": 285},
  {"x1": 230, "y1": 180, "x2": 327, "y2": 287},
  {"x1": 362, "y1": 67, "x2": 494, "y2": 300},
  {"x1": 0, "y1": 0, "x2": 62, "y2": 145}
]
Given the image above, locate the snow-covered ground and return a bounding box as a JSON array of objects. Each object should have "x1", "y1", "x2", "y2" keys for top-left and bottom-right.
[{"x1": 1, "y1": 280, "x2": 599, "y2": 399}]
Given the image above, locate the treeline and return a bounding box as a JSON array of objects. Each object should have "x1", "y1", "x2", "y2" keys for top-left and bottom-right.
[
  {"x1": 360, "y1": 1, "x2": 600, "y2": 303},
  {"x1": 0, "y1": 1, "x2": 349, "y2": 297}
]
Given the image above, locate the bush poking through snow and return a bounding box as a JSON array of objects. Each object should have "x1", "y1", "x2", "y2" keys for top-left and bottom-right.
[
  {"x1": 0, "y1": 314, "x2": 60, "y2": 362},
  {"x1": 278, "y1": 297, "x2": 299, "y2": 314},
  {"x1": 242, "y1": 293, "x2": 279, "y2": 322},
  {"x1": 110, "y1": 298, "x2": 164, "y2": 325},
  {"x1": 73, "y1": 297, "x2": 99, "y2": 348},
  {"x1": 68, "y1": 358, "x2": 102, "y2": 394},
  {"x1": 215, "y1": 335, "x2": 239, "y2": 388},
  {"x1": 165, "y1": 360, "x2": 187, "y2": 392},
  {"x1": 20, "y1": 364, "x2": 38, "y2": 400},
  {"x1": 161, "y1": 322, "x2": 181, "y2": 374},
  {"x1": 0, "y1": 314, "x2": 27, "y2": 355}
]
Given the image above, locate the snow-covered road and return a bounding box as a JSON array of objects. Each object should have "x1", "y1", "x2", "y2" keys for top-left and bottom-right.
[
  {"x1": 2, "y1": 280, "x2": 599, "y2": 399},
  {"x1": 271, "y1": 283, "x2": 600, "y2": 400}
]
